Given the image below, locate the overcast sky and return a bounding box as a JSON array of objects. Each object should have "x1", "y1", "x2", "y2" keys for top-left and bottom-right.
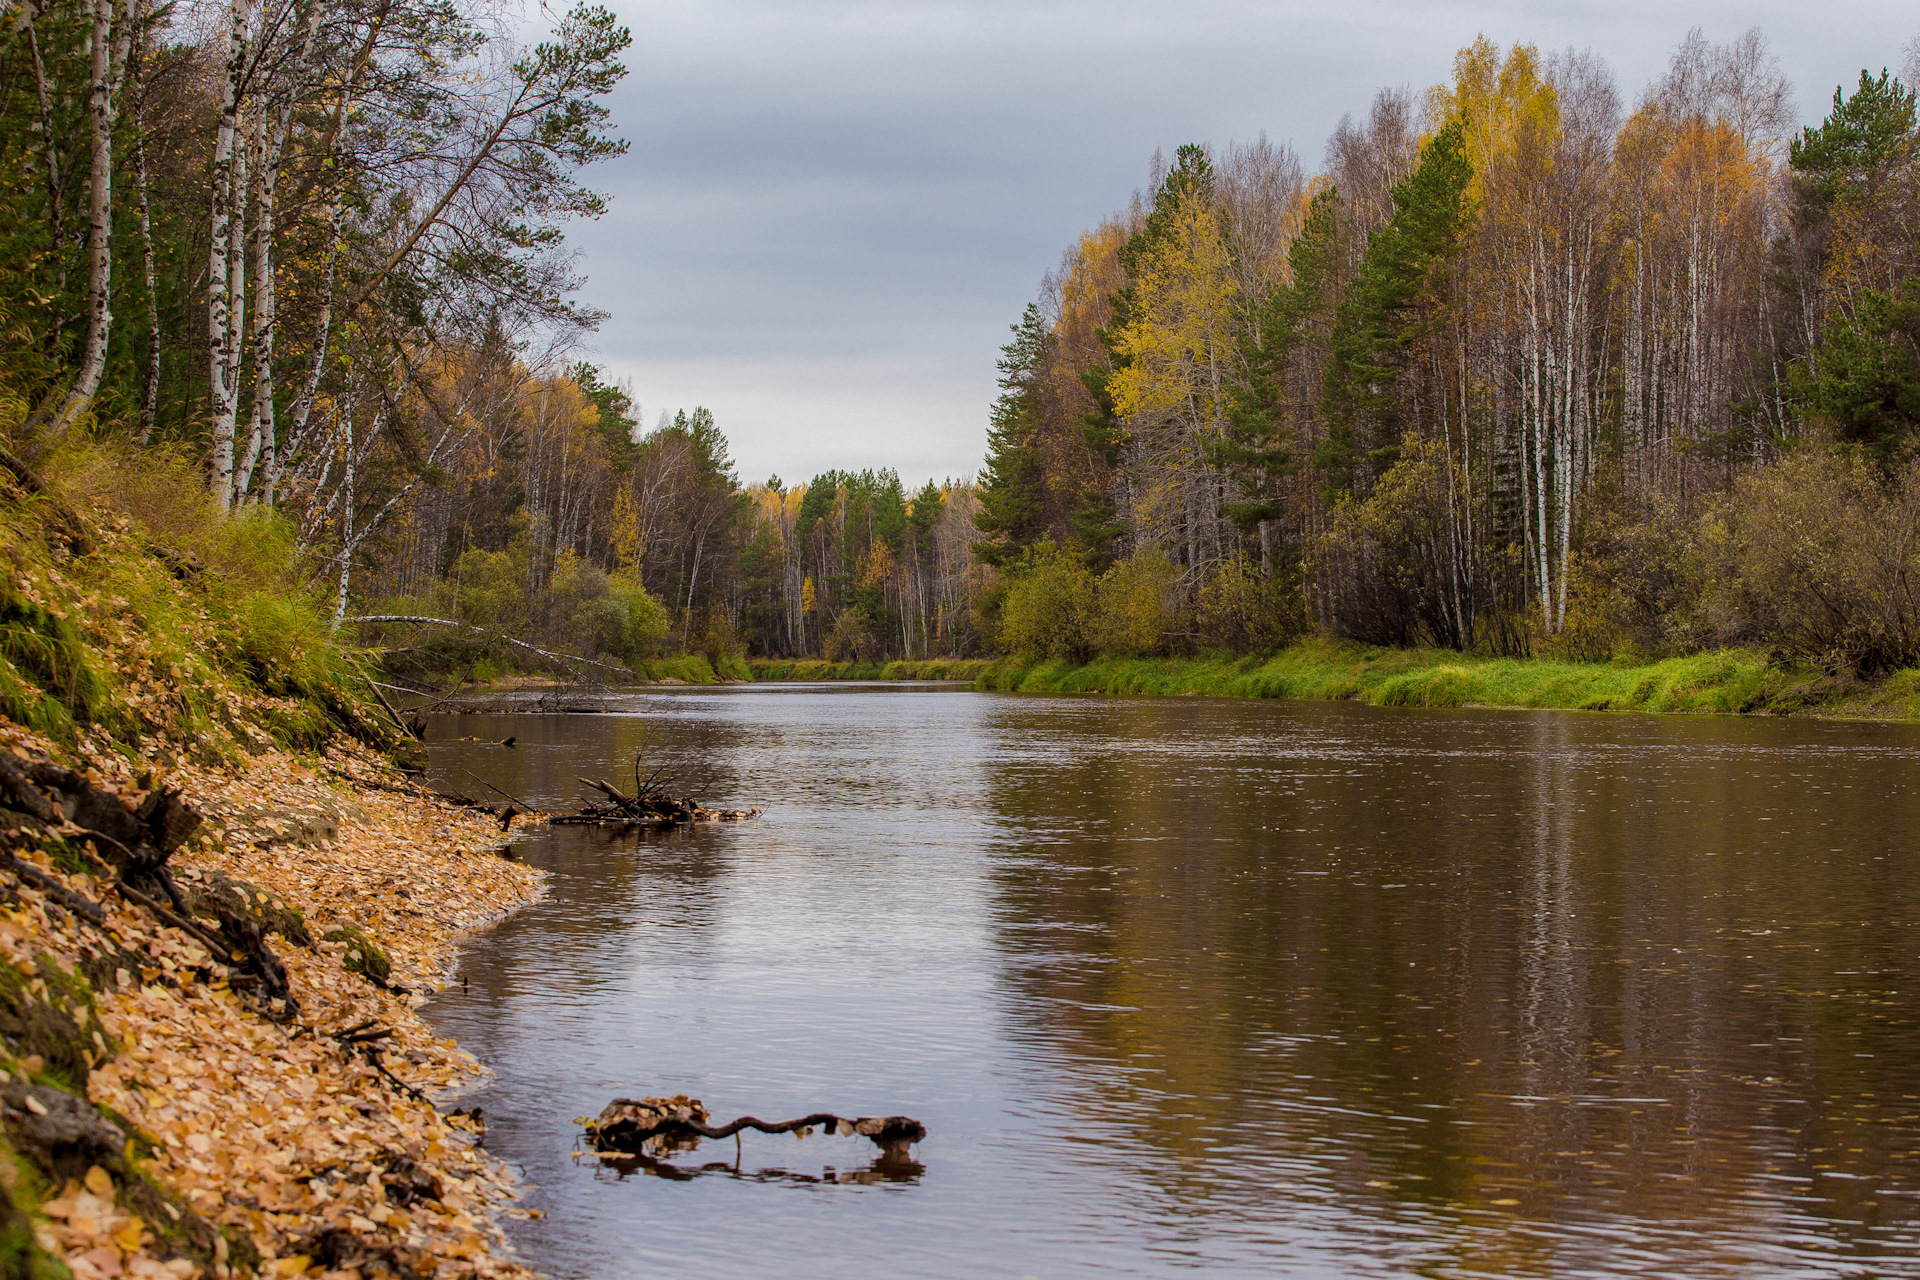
[{"x1": 558, "y1": 0, "x2": 1920, "y2": 489}]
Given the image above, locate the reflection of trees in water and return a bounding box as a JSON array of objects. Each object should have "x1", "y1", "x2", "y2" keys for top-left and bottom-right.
[
  {"x1": 434, "y1": 709, "x2": 750, "y2": 998},
  {"x1": 982, "y1": 699, "x2": 1920, "y2": 1266}
]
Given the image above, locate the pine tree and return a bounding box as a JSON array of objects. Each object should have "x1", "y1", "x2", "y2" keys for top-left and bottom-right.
[{"x1": 1790, "y1": 70, "x2": 1918, "y2": 208}]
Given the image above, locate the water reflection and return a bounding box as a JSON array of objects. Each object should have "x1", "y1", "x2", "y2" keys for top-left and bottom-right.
[
  {"x1": 424, "y1": 688, "x2": 1920, "y2": 1278},
  {"x1": 589, "y1": 1148, "x2": 926, "y2": 1185}
]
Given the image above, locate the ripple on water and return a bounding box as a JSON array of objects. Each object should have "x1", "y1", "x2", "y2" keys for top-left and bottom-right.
[{"x1": 422, "y1": 687, "x2": 1920, "y2": 1278}]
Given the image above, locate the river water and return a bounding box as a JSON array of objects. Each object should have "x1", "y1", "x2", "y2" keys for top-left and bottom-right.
[{"x1": 421, "y1": 684, "x2": 1920, "y2": 1279}]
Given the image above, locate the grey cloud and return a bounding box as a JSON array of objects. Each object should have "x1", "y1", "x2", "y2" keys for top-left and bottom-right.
[{"x1": 563, "y1": 0, "x2": 1920, "y2": 486}]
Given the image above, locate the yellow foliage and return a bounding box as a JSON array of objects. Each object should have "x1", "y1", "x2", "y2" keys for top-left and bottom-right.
[
  {"x1": 1110, "y1": 193, "x2": 1238, "y2": 430},
  {"x1": 610, "y1": 484, "x2": 641, "y2": 571},
  {"x1": 859, "y1": 540, "x2": 897, "y2": 590},
  {"x1": 1429, "y1": 35, "x2": 1559, "y2": 202}
]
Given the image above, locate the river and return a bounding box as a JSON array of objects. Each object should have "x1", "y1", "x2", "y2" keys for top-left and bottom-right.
[{"x1": 421, "y1": 683, "x2": 1920, "y2": 1278}]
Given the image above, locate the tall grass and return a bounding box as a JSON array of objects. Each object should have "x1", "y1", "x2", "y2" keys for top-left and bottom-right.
[
  {"x1": 1, "y1": 440, "x2": 383, "y2": 754},
  {"x1": 973, "y1": 639, "x2": 1920, "y2": 718}
]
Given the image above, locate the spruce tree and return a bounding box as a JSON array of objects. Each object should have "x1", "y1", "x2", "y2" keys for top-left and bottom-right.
[
  {"x1": 973, "y1": 304, "x2": 1051, "y2": 566},
  {"x1": 1218, "y1": 187, "x2": 1343, "y2": 537},
  {"x1": 1320, "y1": 118, "x2": 1474, "y2": 494}
]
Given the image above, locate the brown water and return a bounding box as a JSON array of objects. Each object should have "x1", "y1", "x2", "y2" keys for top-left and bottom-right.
[{"x1": 421, "y1": 685, "x2": 1920, "y2": 1278}]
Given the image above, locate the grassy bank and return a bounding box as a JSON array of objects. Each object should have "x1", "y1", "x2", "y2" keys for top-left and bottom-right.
[
  {"x1": 973, "y1": 640, "x2": 1920, "y2": 718},
  {"x1": 746, "y1": 657, "x2": 993, "y2": 682}
]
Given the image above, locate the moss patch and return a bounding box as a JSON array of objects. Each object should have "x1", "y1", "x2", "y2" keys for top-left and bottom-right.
[{"x1": 322, "y1": 927, "x2": 391, "y2": 986}]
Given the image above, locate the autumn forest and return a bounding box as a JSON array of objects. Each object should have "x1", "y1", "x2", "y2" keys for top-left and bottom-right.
[{"x1": 4, "y1": 12, "x2": 1920, "y2": 682}]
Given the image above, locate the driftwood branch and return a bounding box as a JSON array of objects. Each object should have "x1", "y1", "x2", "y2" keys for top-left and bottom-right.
[
  {"x1": 343, "y1": 615, "x2": 636, "y2": 683},
  {"x1": 584, "y1": 1097, "x2": 926, "y2": 1158}
]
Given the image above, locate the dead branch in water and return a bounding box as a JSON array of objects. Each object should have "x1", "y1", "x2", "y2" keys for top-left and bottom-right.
[{"x1": 583, "y1": 1096, "x2": 926, "y2": 1158}]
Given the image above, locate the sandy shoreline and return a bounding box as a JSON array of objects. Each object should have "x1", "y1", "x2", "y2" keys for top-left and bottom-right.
[{"x1": 0, "y1": 719, "x2": 548, "y2": 1279}]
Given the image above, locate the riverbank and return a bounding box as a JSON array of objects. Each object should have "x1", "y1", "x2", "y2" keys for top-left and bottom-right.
[
  {"x1": 971, "y1": 642, "x2": 1920, "y2": 718},
  {"x1": 0, "y1": 722, "x2": 546, "y2": 1278},
  {"x1": 0, "y1": 446, "x2": 547, "y2": 1277}
]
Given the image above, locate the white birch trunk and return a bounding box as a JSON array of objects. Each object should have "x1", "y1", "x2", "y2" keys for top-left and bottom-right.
[{"x1": 43, "y1": 0, "x2": 133, "y2": 444}]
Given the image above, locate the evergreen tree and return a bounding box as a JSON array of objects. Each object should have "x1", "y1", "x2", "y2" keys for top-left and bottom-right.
[
  {"x1": 1219, "y1": 187, "x2": 1343, "y2": 540},
  {"x1": 571, "y1": 362, "x2": 639, "y2": 465},
  {"x1": 973, "y1": 304, "x2": 1051, "y2": 566},
  {"x1": 1790, "y1": 70, "x2": 1918, "y2": 208},
  {"x1": 1791, "y1": 278, "x2": 1920, "y2": 455},
  {"x1": 1320, "y1": 118, "x2": 1474, "y2": 493}
]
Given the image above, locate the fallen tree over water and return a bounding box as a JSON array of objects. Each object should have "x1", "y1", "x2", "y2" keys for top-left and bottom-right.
[{"x1": 346, "y1": 615, "x2": 639, "y2": 684}]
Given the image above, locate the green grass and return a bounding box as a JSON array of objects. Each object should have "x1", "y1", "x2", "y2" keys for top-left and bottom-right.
[
  {"x1": 747, "y1": 657, "x2": 993, "y2": 682},
  {"x1": 971, "y1": 639, "x2": 1920, "y2": 719},
  {"x1": 0, "y1": 440, "x2": 388, "y2": 756},
  {"x1": 631, "y1": 654, "x2": 753, "y2": 683}
]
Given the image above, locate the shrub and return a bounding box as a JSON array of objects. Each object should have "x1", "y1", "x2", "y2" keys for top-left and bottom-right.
[
  {"x1": 607, "y1": 572, "x2": 670, "y2": 661},
  {"x1": 1193, "y1": 558, "x2": 1305, "y2": 654},
  {"x1": 998, "y1": 540, "x2": 1095, "y2": 659},
  {"x1": 1312, "y1": 435, "x2": 1481, "y2": 650},
  {"x1": 1715, "y1": 448, "x2": 1920, "y2": 675},
  {"x1": 450, "y1": 548, "x2": 526, "y2": 631},
  {"x1": 1090, "y1": 546, "x2": 1181, "y2": 655}
]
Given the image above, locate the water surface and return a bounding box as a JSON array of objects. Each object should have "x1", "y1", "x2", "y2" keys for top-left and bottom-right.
[{"x1": 422, "y1": 686, "x2": 1920, "y2": 1278}]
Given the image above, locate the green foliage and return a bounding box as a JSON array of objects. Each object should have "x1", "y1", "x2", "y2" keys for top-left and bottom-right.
[
  {"x1": 1089, "y1": 545, "x2": 1180, "y2": 656},
  {"x1": 997, "y1": 540, "x2": 1096, "y2": 660},
  {"x1": 607, "y1": 571, "x2": 671, "y2": 661},
  {"x1": 1790, "y1": 69, "x2": 1918, "y2": 207},
  {"x1": 572, "y1": 363, "x2": 640, "y2": 466},
  {"x1": 1321, "y1": 119, "x2": 1475, "y2": 490},
  {"x1": 1221, "y1": 187, "x2": 1341, "y2": 529},
  {"x1": 973, "y1": 304, "x2": 1051, "y2": 567},
  {"x1": 1314, "y1": 435, "x2": 1479, "y2": 649},
  {"x1": 1791, "y1": 278, "x2": 1920, "y2": 455},
  {"x1": 974, "y1": 640, "x2": 1818, "y2": 716},
  {"x1": 0, "y1": 547, "x2": 105, "y2": 740},
  {"x1": 450, "y1": 547, "x2": 529, "y2": 631},
  {"x1": 746, "y1": 657, "x2": 990, "y2": 681},
  {"x1": 1, "y1": 442, "x2": 383, "y2": 753}
]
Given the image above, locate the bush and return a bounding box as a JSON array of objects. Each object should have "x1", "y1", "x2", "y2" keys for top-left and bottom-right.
[
  {"x1": 1312, "y1": 435, "x2": 1481, "y2": 650},
  {"x1": 450, "y1": 548, "x2": 526, "y2": 631},
  {"x1": 1193, "y1": 558, "x2": 1305, "y2": 654},
  {"x1": 607, "y1": 572, "x2": 670, "y2": 661},
  {"x1": 998, "y1": 540, "x2": 1095, "y2": 659},
  {"x1": 1715, "y1": 448, "x2": 1920, "y2": 675},
  {"x1": 1090, "y1": 546, "x2": 1181, "y2": 655}
]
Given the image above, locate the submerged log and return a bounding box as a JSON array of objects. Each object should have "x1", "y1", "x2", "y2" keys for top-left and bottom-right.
[{"x1": 583, "y1": 1096, "x2": 926, "y2": 1158}]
